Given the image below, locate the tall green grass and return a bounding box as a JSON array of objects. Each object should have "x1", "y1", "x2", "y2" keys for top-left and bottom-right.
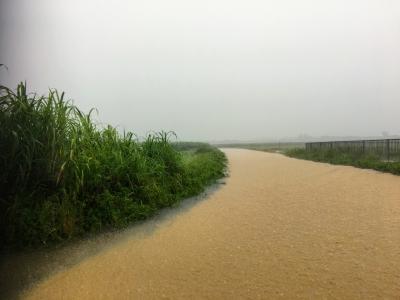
[
  {"x1": 0, "y1": 82, "x2": 227, "y2": 247},
  {"x1": 285, "y1": 148, "x2": 400, "y2": 175}
]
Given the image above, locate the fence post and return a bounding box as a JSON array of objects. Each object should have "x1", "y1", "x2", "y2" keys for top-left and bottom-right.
[{"x1": 386, "y1": 139, "x2": 390, "y2": 161}]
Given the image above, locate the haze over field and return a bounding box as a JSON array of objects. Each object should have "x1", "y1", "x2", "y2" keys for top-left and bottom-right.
[{"x1": 1, "y1": 0, "x2": 400, "y2": 141}]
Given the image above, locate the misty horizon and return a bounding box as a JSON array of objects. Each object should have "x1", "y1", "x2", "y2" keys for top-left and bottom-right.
[{"x1": 1, "y1": 0, "x2": 400, "y2": 141}]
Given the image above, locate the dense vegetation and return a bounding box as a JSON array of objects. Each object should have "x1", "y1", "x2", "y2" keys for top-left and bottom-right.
[
  {"x1": 286, "y1": 148, "x2": 400, "y2": 175},
  {"x1": 0, "y1": 82, "x2": 227, "y2": 247},
  {"x1": 171, "y1": 141, "x2": 211, "y2": 152}
]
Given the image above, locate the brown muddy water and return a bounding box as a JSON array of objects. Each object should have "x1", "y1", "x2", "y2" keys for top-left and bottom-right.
[
  {"x1": 0, "y1": 181, "x2": 223, "y2": 299},
  {"x1": 3, "y1": 149, "x2": 400, "y2": 299}
]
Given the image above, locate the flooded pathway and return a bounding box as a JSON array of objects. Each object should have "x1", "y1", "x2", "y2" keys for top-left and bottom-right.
[{"x1": 22, "y1": 149, "x2": 400, "y2": 299}]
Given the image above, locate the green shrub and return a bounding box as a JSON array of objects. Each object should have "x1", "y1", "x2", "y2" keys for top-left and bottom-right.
[{"x1": 0, "y1": 82, "x2": 227, "y2": 247}]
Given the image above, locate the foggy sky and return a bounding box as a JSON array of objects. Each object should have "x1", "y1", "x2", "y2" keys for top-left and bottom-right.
[{"x1": 1, "y1": 0, "x2": 400, "y2": 141}]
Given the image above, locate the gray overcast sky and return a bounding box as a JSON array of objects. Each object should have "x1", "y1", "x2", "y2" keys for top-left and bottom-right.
[{"x1": 1, "y1": 0, "x2": 400, "y2": 141}]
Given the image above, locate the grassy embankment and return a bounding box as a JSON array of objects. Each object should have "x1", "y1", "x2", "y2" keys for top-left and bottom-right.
[
  {"x1": 0, "y1": 82, "x2": 227, "y2": 247},
  {"x1": 286, "y1": 148, "x2": 400, "y2": 175}
]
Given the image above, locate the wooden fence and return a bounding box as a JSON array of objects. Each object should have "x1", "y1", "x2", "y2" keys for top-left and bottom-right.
[{"x1": 305, "y1": 139, "x2": 400, "y2": 161}]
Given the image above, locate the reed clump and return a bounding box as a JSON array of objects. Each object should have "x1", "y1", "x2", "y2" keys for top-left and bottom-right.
[{"x1": 0, "y1": 82, "x2": 226, "y2": 247}]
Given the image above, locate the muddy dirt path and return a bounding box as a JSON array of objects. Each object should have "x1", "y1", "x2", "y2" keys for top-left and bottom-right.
[{"x1": 23, "y1": 149, "x2": 400, "y2": 299}]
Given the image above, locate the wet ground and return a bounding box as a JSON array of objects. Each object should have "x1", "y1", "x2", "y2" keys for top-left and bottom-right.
[
  {"x1": 4, "y1": 149, "x2": 400, "y2": 299},
  {"x1": 0, "y1": 182, "x2": 222, "y2": 299}
]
